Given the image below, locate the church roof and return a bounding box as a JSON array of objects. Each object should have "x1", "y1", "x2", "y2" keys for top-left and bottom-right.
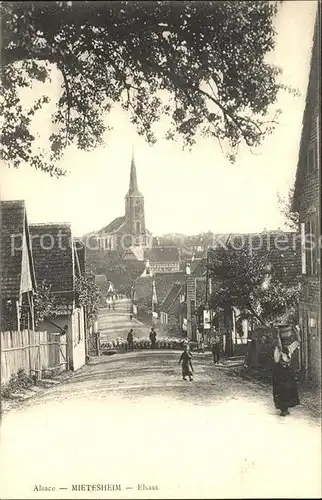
[
  {"x1": 127, "y1": 153, "x2": 143, "y2": 197},
  {"x1": 97, "y1": 216, "x2": 125, "y2": 235}
]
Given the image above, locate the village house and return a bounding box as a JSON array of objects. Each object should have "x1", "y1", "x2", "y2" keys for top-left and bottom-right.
[
  {"x1": 291, "y1": 18, "x2": 321, "y2": 386},
  {"x1": 133, "y1": 268, "x2": 185, "y2": 323},
  {"x1": 159, "y1": 283, "x2": 185, "y2": 335},
  {"x1": 124, "y1": 245, "x2": 181, "y2": 275},
  {"x1": 0, "y1": 200, "x2": 37, "y2": 331},
  {"x1": 180, "y1": 232, "x2": 302, "y2": 354},
  {"x1": 30, "y1": 223, "x2": 87, "y2": 371},
  {"x1": 146, "y1": 246, "x2": 181, "y2": 274}
]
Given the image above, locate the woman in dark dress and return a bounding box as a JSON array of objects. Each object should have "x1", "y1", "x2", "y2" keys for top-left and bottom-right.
[
  {"x1": 272, "y1": 325, "x2": 301, "y2": 417},
  {"x1": 179, "y1": 344, "x2": 194, "y2": 381}
]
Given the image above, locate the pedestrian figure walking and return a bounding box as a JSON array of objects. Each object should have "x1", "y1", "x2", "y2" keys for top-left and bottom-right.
[
  {"x1": 149, "y1": 328, "x2": 157, "y2": 349},
  {"x1": 196, "y1": 328, "x2": 204, "y2": 353},
  {"x1": 127, "y1": 329, "x2": 134, "y2": 351},
  {"x1": 112, "y1": 302, "x2": 115, "y2": 311},
  {"x1": 179, "y1": 343, "x2": 194, "y2": 381},
  {"x1": 211, "y1": 330, "x2": 221, "y2": 364},
  {"x1": 272, "y1": 324, "x2": 301, "y2": 417}
]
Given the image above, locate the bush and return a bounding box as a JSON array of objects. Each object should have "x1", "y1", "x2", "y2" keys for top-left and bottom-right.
[{"x1": 1, "y1": 369, "x2": 34, "y2": 399}]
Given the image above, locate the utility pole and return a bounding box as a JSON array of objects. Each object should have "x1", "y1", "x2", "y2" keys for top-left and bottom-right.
[
  {"x1": 185, "y1": 262, "x2": 197, "y2": 341},
  {"x1": 205, "y1": 246, "x2": 209, "y2": 305},
  {"x1": 186, "y1": 263, "x2": 192, "y2": 340},
  {"x1": 151, "y1": 275, "x2": 157, "y2": 326}
]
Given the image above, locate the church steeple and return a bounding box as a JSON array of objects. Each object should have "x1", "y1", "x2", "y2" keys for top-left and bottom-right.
[
  {"x1": 127, "y1": 151, "x2": 142, "y2": 196},
  {"x1": 125, "y1": 151, "x2": 146, "y2": 241}
]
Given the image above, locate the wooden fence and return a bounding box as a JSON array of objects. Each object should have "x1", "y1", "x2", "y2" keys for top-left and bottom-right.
[{"x1": 1, "y1": 330, "x2": 67, "y2": 385}]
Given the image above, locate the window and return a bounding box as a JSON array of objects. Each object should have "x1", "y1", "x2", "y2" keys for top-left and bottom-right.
[
  {"x1": 307, "y1": 145, "x2": 316, "y2": 172},
  {"x1": 301, "y1": 219, "x2": 317, "y2": 275}
]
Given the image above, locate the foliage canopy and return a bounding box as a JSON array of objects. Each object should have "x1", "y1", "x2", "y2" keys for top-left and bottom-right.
[
  {"x1": 209, "y1": 244, "x2": 300, "y2": 327},
  {"x1": 1, "y1": 1, "x2": 288, "y2": 176}
]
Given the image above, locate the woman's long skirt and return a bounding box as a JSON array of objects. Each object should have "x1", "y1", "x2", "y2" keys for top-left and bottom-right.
[
  {"x1": 272, "y1": 363, "x2": 300, "y2": 410},
  {"x1": 182, "y1": 360, "x2": 193, "y2": 377}
]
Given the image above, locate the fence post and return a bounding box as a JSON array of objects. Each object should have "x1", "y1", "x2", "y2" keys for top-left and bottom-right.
[
  {"x1": 28, "y1": 329, "x2": 32, "y2": 379},
  {"x1": 36, "y1": 330, "x2": 42, "y2": 381},
  {"x1": 96, "y1": 332, "x2": 101, "y2": 356}
]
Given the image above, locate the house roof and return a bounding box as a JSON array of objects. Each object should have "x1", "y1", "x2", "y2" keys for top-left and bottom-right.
[
  {"x1": 134, "y1": 275, "x2": 153, "y2": 301},
  {"x1": 134, "y1": 271, "x2": 186, "y2": 304},
  {"x1": 161, "y1": 283, "x2": 183, "y2": 314},
  {"x1": 292, "y1": 17, "x2": 319, "y2": 212},
  {"x1": 95, "y1": 274, "x2": 107, "y2": 286},
  {"x1": 191, "y1": 258, "x2": 207, "y2": 277},
  {"x1": 126, "y1": 246, "x2": 145, "y2": 261},
  {"x1": 154, "y1": 272, "x2": 185, "y2": 303},
  {"x1": 146, "y1": 246, "x2": 180, "y2": 263},
  {"x1": 0, "y1": 200, "x2": 36, "y2": 299},
  {"x1": 97, "y1": 216, "x2": 126, "y2": 235},
  {"x1": 30, "y1": 223, "x2": 75, "y2": 311},
  {"x1": 74, "y1": 238, "x2": 85, "y2": 276}
]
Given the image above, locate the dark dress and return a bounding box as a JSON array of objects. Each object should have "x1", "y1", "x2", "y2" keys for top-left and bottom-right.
[
  {"x1": 150, "y1": 332, "x2": 157, "y2": 348},
  {"x1": 272, "y1": 356, "x2": 300, "y2": 410},
  {"x1": 179, "y1": 351, "x2": 193, "y2": 377}
]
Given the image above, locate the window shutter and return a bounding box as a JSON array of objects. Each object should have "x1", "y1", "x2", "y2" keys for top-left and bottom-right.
[{"x1": 300, "y1": 222, "x2": 306, "y2": 274}]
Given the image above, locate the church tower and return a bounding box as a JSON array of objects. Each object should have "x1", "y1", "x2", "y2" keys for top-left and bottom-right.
[{"x1": 125, "y1": 153, "x2": 146, "y2": 245}]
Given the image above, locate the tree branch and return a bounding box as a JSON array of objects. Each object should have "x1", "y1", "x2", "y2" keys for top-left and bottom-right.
[
  {"x1": 59, "y1": 63, "x2": 72, "y2": 147},
  {"x1": 2, "y1": 46, "x2": 57, "y2": 66},
  {"x1": 246, "y1": 303, "x2": 268, "y2": 327}
]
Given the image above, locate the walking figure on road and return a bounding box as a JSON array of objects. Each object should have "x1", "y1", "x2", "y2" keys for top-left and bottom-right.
[
  {"x1": 179, "y1": 343, "x2": 194, "y2": 381},
  {"x1": 127, "y1": 329, "x2": 134, "y2": 351},
  {"x1": 196, "y1": 328, "x2": 204, "y2": 353},
  {"x1": 112, "y1": 302, "x2": 115, "y2": 311},
  {"x1": 272, "y1": 324, "x2": 301, "y2": 417},
  {"x1": 210, "y1": 330, "x2": 221, "y2": 364},
  {"x1": 149, "y1": 327, "x2": 157, "y2": 349}
]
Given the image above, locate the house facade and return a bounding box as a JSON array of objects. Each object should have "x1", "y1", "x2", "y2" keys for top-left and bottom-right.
[
  {"x1": 292, "y1": 18, "x2": 321, "y2": 386},
  {"x1": 0, "y1": 200, "x2": 36, "y2": 331},
  {"x1": 30, "y1": 223, "x2": 86, "y2": 372},
  {"x1": 147, "y1": 246, "x2": 181, "y2": 274}
]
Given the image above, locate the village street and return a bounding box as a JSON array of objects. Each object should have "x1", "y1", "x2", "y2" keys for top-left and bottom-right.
[
  {"x1": 99, "y1": 298, "x2": 149, "y2": 341},
  {"x1": 1, "y1": 345, "x2": 321, "y2": 499}
]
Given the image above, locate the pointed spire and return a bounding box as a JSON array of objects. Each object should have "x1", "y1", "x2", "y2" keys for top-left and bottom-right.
[{"x1": 127, "y1": 150, "x2": 142, "y2": 196}]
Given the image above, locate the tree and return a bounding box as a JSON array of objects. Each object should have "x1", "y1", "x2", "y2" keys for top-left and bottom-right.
[
  {"x1": 85, "y1": 248, "x2": 144, "y2": 295},
  {"x1": 1, "y1": 1, "x2": 293, "y2": 176},
  {"x1": 208, "y1": 245, "x2": 300, "y2": 327},
  {"x1": 86, "y1": 248, "x2": 127, "y2": 277},
  {"x1": 277, "y1": 187, "x2": 299, "y2": 231},
  {"x1": 75, "y1": 272, "x2": 101, "y2": 327},
  {"x1": 33, "y1": 279, "x2": 57, "y2": 326}
]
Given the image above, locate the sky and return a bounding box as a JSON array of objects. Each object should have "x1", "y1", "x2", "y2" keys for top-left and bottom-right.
[{"x1": 0, "y1": 1, "x2": 318, "y2": 238}]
